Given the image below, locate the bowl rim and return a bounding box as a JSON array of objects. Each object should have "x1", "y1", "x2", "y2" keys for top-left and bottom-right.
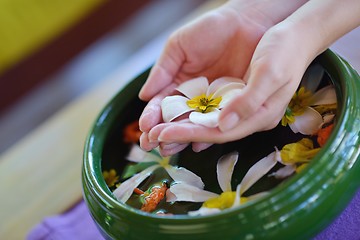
[{"x1": 83, "y1": 49, "x2": 360, "y2": 225}]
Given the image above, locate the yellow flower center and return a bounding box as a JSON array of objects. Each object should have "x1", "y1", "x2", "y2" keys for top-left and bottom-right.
[
  {"x1": 282, "y1": 87, "x2": 313, "y2": 126},
  {"x1": 280, "y1": 138, "x2": 320, "y2": 164},
  {"x1": 158, "y1": 157, "x2": 170, "y2": 168},
  {"x1": 187, "y1": 94, "x2": 222, "y2": 113},
  {"x1": 203, "y1": 191, "x2": 247, "y2": 209}
]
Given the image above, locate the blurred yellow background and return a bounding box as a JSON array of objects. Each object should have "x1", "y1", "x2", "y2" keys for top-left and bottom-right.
[{"x1": 0, "y1": 0, "x2": 104, "y2": 73}]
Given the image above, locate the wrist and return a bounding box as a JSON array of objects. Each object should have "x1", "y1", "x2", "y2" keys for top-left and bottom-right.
[
  {"x1": 281, "y1": 0, "x2": 360, "y2": 58},
  {"x1": 224, "y1": 0, "x2": 308, "y2": 29}
]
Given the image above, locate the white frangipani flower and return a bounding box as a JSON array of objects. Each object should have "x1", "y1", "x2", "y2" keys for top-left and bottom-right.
[
  {"x1": 167, "y1": 151, "x2": 276, "y2": 216},
  {"x1": 282, "y1": 65, "x2": 337, "y2": 135},
  {"x1": 161, "y1": 76, "x2": 246, "y2": 128},
  {"x1": 113, "y1": 144, "x2": 204, "y2": 203}
]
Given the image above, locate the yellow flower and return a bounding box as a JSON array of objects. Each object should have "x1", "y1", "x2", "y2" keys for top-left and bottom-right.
[
  {"x1": 102, "y1": 169, "x2": 119, "y2": 187},
  {"x1": 280, "y1": 138, "x2": 320, "y2": 165}
]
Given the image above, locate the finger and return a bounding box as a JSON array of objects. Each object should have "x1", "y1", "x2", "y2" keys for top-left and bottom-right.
[
  {"x1": 139, "y1": 132, "x2": 159, "y2": 151},
  {"x1": 139, "y1": 83, "x2": 178, "y2": 133},
  {"x1": 148, "y1": 118, "x2": 192, "y2": 142},
  {"x1": 159, "y1": 143, "x2": 189, "y2": 157},
  {"x1": 219, "y1": 62, "x2": 286, "y2": 129},
  {"x1": 148, "y1": 123, "x2": 169, "y2": 143},
  {"x1": 139, "y1": 34, "x2": 185, "y2": 101},
  {"x1": 158, "y1": 123, "x2": 227, "y2": 144},
  {"x1": 192, "y1": 142, "x2": 213, "y2": 152},
  {"x1": 158, "y1": 82, "x2": 297, "y2": 143}
]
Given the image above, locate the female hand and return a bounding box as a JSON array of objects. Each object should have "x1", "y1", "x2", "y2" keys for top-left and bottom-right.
[
  {"x1": 138, "y1": 0, "x2": 311, "y2": 156},
  {"x1": 151, "y1": 0, "x2": 360, "y2": 150}
]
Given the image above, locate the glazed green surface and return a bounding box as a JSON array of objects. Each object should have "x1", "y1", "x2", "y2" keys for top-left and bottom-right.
[{"x1": 82, "y1": 50, "x2": 360, "y2": 240}]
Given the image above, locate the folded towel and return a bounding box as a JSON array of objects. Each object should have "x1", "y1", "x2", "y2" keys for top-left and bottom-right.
[
  {"x1": 27, "y1": 190, "x2": 360, "y2": 240},
  {"x1": 27, "y1": 201, "x2": 102, "y2": 240}
]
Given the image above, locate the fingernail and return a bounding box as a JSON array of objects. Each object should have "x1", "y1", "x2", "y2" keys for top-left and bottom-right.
[
  {"x1": 219, "y1": 112, "x2": 239, "y2": 132},
  {"x1": 192, "y1": 143, "x2": 212, "y2": 152},
  {"x1": 161, "y1": 143, "x2": 180, "y2": 150}
]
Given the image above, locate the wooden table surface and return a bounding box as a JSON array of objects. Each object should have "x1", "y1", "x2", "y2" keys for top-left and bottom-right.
[{"x1": 0, "y1": 1, "x2": 358, "y2": 239}]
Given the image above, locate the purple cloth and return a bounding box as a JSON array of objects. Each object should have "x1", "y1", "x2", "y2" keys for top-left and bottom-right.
[
  {"x1": 27, "y1": 202, "x2": 103, "y2": 240},
  {"x1": 28, "y1": 190, "x2": 360, "y2": 240}
]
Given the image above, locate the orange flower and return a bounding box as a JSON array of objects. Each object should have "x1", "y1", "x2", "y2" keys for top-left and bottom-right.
[
  {"x1": 123, "y1": 120, "x2": 142, "y2": 143},
  {"x1": 141, "y1": 184, "x2": 168, "y2": 212},
  {"x1": 317, "y1": 124, "x2": 334, "y2": 147}
]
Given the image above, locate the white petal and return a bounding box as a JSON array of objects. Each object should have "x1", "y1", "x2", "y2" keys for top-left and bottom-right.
[
  {"x1": 232, "y1": 183, "x2": 242, "y2": 208},
  {"x1": 217, "y1": 152, "x2": 238, "y2": 192},
  {"x1": 232, "y1": 185, "x2": 269, "y2": 208},
  {"x1": 126, "y1": 144, "x2": 161, "y2": 163},
  {"x1": 161, "y1": 96, "x2": 192, "y2": 122},
  {"x1": 289, "y1": 122, "x2": 300, "y2": 133},
  {"x1": 318, "y1": 114, "x2": 336, "y2": 129},
  {"x1": 323, "y1": 114, "x2": 335, "y2": 124},
  {"x1": 166, "y1": 183, "x2": 218, "y2": 202},
  {"x1": 206, "y1": 77, "x2": 232, "y2": 95},
  {"x1": 290, "y1": 107, "x2": 323, "y2": 135},
  {"x1": 207, "y1": 77, "x2": 245, "y2": 95},
  {"x1": 246, "y1": 191, "x2": 269, "y2": 201},
  {"x1": 239, "y1": 151, "x2": 278, "y2": 195},
  {"x1": 113, "y1": 165, "x2": 160, "y2": 203},
  {"x1": 212, "y1": 82, "x2": 245, "y2": 100},
  {"x1": 176, "y1": 77, "x2": 209, "y2": 99},
  {"x1": 188, "y1": 207, "x2": 221, "y2": 216},
  {"x1": 165, "y1": 166, "x2": 205, "y2": 189},
  {"x1": 300, "y1": 64, "x2": 324, "y2": 93},
  {"x1": 219, "y1": 88, "x2": 243, "y2": 108},
  {"x1": 311, "y1": 85, "x2": 337, "y2": 105},
  {"x1": 268, "y1": 165, "x2": 296, "y2": 179},
  {"x1": 189, "y1": 109, "x2": 220, "y2": 128}
]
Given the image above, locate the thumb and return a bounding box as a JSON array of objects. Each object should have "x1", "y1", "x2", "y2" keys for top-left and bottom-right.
[
  {"x1": 139, "y1": 34, "x2": 185, "y2": 101},
  {"x1": 218, "y1": 67, "x2": 281, "y2": 132}
]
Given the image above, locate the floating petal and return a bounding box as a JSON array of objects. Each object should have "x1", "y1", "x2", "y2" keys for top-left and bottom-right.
[
  {"x1": 217, "y1": 152, "x2": 238, "y2": 192},
  {"x1": 290, "y1": 107, "x2": 323, "y2": 135},
  {"x1": 311, "y1": 85, "x2": 337, "y2": 105},
  {"x1": 126, "y1": 144, "x2": 162, "y2": 163},
  {"x1": 268, "y1": 165, "x2": 296, "y2": 179},
  {"x1": 165, "y1": 166, "x2": 205, "y2": 189},
  {"x1": 166, "y1": 183, "x2": 218, "y2": 202},
  {"x1": 188, "y1": 207, "x2": 221, "y2": 216},
  {"x1": 113, "y1": 165, "x2": 160, "y2": 203},
  {"x1": 239, "y1": 151, "x2": 279, "y2": 195},
  {"x1": 161, "y1": 95, "x2": 192, "y2": 122},
  {"x1": 232, "y1": 183, "x2": 242, "y2": 208}
]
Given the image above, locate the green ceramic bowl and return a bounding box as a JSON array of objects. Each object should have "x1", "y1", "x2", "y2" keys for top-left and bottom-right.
[{"x1": 82, "y1": 49, "x2": 360, "y2": 240}]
